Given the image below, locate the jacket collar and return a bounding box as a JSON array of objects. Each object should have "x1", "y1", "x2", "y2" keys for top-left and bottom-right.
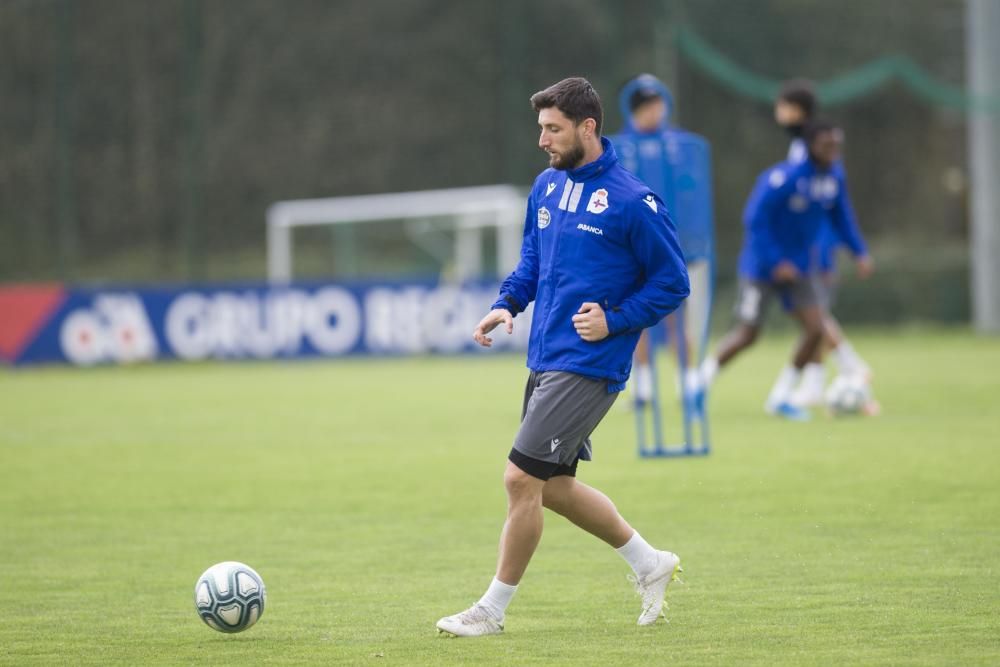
[{"x1": 567, "y1": 137, "x2": 618, "y2": 182}]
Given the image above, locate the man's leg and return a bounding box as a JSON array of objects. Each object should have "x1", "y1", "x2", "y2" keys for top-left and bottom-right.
[
  {"x1": 496, "y1": 462, "x2": 546, "y2": 584},
  {"x1": 697, "y1": 321, "x2": 759, "y2": 395},
  {"x1": 436, "y1": 462, "x2": 545, "y2": 637},
  {"x1": 665, "y1": 311, "x2": 701, "y2": 401},
  {"x1": 631, "y1": 330, "x2": 654, "y2": 404},
  {"x1": 763, "y1": 304, "x2": 824, "y2": 419},
  {"x1": 633, "y1": 315, "x2": 696, "y2": 406},
  {"x1": 541, "y1": 475, "x2": 633, "y2": 547},
  {"x1": 542, "y1": 475, "x2": 681, "y2": 625},
  {"x1": 787, "y1": 295, "x2": 841, "y2": 408},
  {"x1": 793, "y1": 273, "x2": 832, "y2": 405},
  {"x1": 822, "y1": 313, "x2": 871, "y2": 379},
  {"x1": 789, "y1": 346, "x2": 828, "y2": 407},
  {"x1": 699, "y1": 279, "x2": 770, "y2": 390},
  {"x1": 790, "y1": 304, "x2": 824, "y2": 368},
  {"x1": 713, "y1": 322, "x2": 759, "y2": 368}
]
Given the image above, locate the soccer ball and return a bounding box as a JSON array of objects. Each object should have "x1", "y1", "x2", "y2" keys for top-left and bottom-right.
[
  {"x1": 194, "y1": 561, "x2": 266, "y2": 633},
  {"x1": 824, "y1": 374, "x2": 873, "y2": 416}
]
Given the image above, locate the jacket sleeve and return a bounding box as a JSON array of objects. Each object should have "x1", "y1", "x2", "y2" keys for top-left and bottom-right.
[
  {"x1": 829, "y1": 173, "x2": 868, "y2": 258},
  {"x1": 744, "y1": 169, "x2": 793, "y2": 276},
  {"x1": 604, "y1": 194, "x2": 690, "y2": 336},
  {"x1": 490, "y1": 194, "x2": 539, "y2": 316}
]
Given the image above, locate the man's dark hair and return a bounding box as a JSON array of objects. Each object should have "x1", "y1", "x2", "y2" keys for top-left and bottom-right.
[
  {"x1": 803, "y1": 118, "x2": 840, "y2": 146},
  {"x1": 777, "y1": 78, "x2": 818, "y2": 118},
  {"x1": 628, "y1": 86, "x2": 662, "y2": 113},
  {"x1": 530, "y1": 77, "x2": 604, "y2": 135}
]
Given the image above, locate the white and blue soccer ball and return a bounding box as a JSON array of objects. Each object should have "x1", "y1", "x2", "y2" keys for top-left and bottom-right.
[
  {"x1": 194, "y1": 561, "x2": 266, "y2": 633},
  {"x1": 824, "y1": 374, "x2": 873, "y2": 416}
]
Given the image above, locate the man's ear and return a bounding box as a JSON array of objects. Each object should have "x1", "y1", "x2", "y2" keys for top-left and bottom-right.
[{"x1": 580, "y1": 117, "x2": 597, "y2": 139}]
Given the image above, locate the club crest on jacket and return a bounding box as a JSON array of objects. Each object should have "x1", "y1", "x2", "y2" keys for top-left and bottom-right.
[
  {"x1": 586, "y1": 188, "x2": 609, "y2": 214},
  {"x1": 537, "y1": 206, "x2": 551, "y2": 229}
]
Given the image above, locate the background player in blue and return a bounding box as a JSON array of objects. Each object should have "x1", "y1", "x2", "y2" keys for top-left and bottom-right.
[
  {"x1": 611, "y1": 74, "x2": 714, "y2": 407},
  {"x1": 697, "y1": 121, "x2": 871, "y2": 420},
  {"x1": 774, "y1": 78, "x2": 816, "y2": 166},
  {"x1": 773, "y1": 80, "x2": 875, "y2": 407},
  {"x1": 436, "y1": 77, "x2": 689, "y2": 637}
]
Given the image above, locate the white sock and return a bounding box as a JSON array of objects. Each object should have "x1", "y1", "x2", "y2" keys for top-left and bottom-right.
[
  {"x1": 615, "y1": 531, "x2": 660, "y2": 578},
  {"x1": 684, "y1": 367, "x2": 702, "y2": 394},
  {"x1": 801, "y1": 362, "x2": 826, "y2": 390},
  {"x1": 789, "y1": 363, "x2": 826, "y2": 406},
  {"x1": 477, "y1": 577, "x2": 517, "y2": 620},
  {"x1": 633, "y1": 363, "x2": 653, "y2": 402},
  {"x1": 700, "y1": 357, "x2": 719, "y2": 387},
  {"x1": 834, "y1": 340, "x2": 867, "y2": 376},
  {"x1": 766, "y1": 365, "x2": 801, "y2": 408}
]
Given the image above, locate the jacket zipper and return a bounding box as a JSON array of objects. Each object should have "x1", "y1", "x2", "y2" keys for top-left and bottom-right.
[{"x1": 537, "y1": 194, "x2": 567, "y2": 360}]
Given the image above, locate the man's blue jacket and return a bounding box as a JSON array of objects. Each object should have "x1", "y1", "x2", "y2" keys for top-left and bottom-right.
[
  {"x1": 738, "y1": 158, "x2": 868, "y2": 282},
  {"x1": 492, "y1": 138, "x2": 690, "y2": 391}
]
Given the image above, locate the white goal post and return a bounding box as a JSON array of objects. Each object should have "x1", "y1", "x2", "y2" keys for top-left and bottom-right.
[{"x1": 266, "y1": 185, "x2": 527, "y2": 284}]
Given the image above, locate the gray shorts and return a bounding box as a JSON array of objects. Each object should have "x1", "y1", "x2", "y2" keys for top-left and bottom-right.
[
  {"x1": 811, "y1": 272, "x2": 838, "y2": 312},
  {"x1": 733, "y1": 277, "x2": 820, "y2": 327},
  {"x1": 509, "y1": 371, "x2": 618, "y2": 480}
]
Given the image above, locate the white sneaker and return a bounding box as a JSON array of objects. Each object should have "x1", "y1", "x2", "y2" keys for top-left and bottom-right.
[
  {"x1": 436, "y1": 603, "x2": 504, "y2": 637},
  {"x1": 789, "y1": 363, "x2": 827, "y2": 407},
  {"x1": 629, "y1": 550, "x2": 683, "y2": 626},
  {"x1": 789, "y1": 383, "x2": 825, "y2": 408}
]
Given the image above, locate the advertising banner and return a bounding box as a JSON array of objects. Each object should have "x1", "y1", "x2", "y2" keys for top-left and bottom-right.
[{"x1": 0, "y1": 281, "x2": 530, "y2": 366}]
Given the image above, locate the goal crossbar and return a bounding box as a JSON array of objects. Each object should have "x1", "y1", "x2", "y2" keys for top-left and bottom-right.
[{"x1": 267, "y1": 185, "x2": 525, "y2": 283}]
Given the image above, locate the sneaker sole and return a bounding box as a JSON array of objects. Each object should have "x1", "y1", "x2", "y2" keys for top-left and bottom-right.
[{"x1": 435, "y1": 622, "x2": 503, "y2": 638}]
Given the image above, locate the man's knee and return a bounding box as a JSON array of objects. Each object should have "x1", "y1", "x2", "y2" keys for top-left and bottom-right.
[{"x1": 504, "y1": 462, "x2": 545, "y2": 504}]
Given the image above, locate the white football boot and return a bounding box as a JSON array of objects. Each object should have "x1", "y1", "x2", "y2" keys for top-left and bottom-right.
[
  {"x1": 629, "y1": 550, "x2": 683, "y2": 626},
  {"x1": 789, "y1": 363, "x2": 827, "y2": 408},
  {"x1": 436, "y1": 603, "x2": 504, "y2": 637}
]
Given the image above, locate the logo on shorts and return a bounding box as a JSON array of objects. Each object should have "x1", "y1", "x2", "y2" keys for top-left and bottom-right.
[
  {"x1": 537, "y1": 207, "x2": 551, "y2": 229},
  {"x1": 550, "y1": 438, "x2": 561, "y2": 452}
]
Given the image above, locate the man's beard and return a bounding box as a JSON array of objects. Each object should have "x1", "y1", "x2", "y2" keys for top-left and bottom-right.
[{"x1": 549, "y1": 141, "x2": 585, "y2": 170}]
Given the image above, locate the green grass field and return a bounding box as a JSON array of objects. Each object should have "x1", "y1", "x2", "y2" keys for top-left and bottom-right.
[{"x1": 2, "y1": 329, "x2": 999, "y2": 666}]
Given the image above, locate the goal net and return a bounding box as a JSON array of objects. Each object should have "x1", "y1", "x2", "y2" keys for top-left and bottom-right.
[{"x1": 266, "y1": 185, "x2": 527, "y2": 284}]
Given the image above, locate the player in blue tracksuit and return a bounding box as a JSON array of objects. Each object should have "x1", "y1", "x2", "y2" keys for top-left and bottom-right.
[
  {"x1": 698, "y1": 120, "x2": 871, "y2": 420},
  {"x1": 735, "y1": 153, "x2": 867, "y2": 284},
  {"x1": 610, "y1": 74, "x2": 714, "y2": 405},
  {"x1": 489, "y1": 141, "x2": 690, "y2": 388},
  {"x1": 774, "y1": 80, "x2": 874, "y2": 408},
  {"x1": 437, "y1": 78, "x2": 689, "y2": 637}
]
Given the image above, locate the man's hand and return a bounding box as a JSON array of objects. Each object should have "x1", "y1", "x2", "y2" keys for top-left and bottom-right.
[
  {"x1": 771, "y1": 261, "x2": 800, "y2": 284},
  {"x1": 572, "y1": 302, "x2": 609, "y2": 342},
  {"x1": 855, "y1": 255, "x2": 874, "y2": 280},
  {"x1": 473, "y1": 309, "x2": 514, "y2": 347}
]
